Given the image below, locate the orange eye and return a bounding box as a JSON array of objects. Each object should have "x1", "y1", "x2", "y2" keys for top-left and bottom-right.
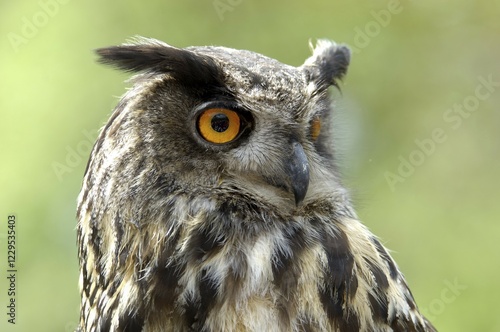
[
  {"x1": 197, "y1": 108, "x2": 241, "y2": 144},
  {"x1": 311, "y1": 117, "x2": 321, "y2": 141}
]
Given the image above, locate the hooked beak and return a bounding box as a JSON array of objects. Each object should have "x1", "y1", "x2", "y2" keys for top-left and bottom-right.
[{"x1": 285, "y1": 142, "x2": 310, "y2": 206}]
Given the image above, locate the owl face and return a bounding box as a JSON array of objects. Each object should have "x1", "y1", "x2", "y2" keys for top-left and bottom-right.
[{"x1": 95, "y1": 39, "x2": 350, "y2": 211}]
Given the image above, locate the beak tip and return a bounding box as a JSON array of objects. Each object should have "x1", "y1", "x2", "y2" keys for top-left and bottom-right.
[
  {"x1": 293, "y1": 182, "x2": 308, "y2": 206},
  {"x1": 288, "y1": 142, "x2": 310, "y2": 207}
]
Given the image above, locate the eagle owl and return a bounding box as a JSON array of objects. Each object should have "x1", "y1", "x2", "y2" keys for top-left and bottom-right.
[{"x1": 76, "y1": 37, "x2": 436, "y2": 332}]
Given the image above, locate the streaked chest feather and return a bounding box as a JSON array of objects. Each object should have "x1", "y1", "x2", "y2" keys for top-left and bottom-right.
[
  {"x1": 139, "y1": 206, "x2": 424, "y2": 331},
  {"x1": 78, "y1": 194, "x2": 433, "y2": 332}
]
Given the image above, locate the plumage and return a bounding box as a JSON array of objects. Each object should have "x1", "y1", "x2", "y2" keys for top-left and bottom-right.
[{"x1": 76, "y1": 37, "x2": 436, "y2": 332}]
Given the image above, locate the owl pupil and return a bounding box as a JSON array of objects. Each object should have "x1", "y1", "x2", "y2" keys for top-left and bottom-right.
[{"x1": 211, "y1": 114, "x2": 230, "y2": 132}]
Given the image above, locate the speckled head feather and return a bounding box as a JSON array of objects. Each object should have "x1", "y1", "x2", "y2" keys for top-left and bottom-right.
[{"x1": 77, "y1": 37, "x2": 436, "y2": 332}]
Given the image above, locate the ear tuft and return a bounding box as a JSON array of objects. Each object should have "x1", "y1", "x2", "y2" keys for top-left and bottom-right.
[
  {"x1": 302, "y1": 39, "x2": 351, "y2": 90},
  {"x1": 95, "y1": 37, "x2": 174, "y2": 73},
  {"x1": 95, "y1": 37, "x2": 222, "y2": 87}
]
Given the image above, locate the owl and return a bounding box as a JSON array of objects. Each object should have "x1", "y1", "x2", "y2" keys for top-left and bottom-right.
[{"x1": 76, "y1": 37, "x2": 436, "y2": 332}]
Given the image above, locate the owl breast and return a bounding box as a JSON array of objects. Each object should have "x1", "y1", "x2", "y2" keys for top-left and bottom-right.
[{"x1": 139, "y1": 190, "x2": 354, "y2": 332}]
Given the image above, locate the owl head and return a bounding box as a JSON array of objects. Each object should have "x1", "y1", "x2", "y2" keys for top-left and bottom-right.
[{"x1": 90, "y1": 38, "x2": 349, "y2": 216}]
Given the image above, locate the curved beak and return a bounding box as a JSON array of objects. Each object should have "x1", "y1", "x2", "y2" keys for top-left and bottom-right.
[{"x1": 285, "y1": 142, "x2": 310, "y2": 206}]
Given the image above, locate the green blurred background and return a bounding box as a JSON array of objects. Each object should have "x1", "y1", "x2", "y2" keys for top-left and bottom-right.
[{"x1": 1, "y1": 0, "x2": 499, "y2": 331}]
